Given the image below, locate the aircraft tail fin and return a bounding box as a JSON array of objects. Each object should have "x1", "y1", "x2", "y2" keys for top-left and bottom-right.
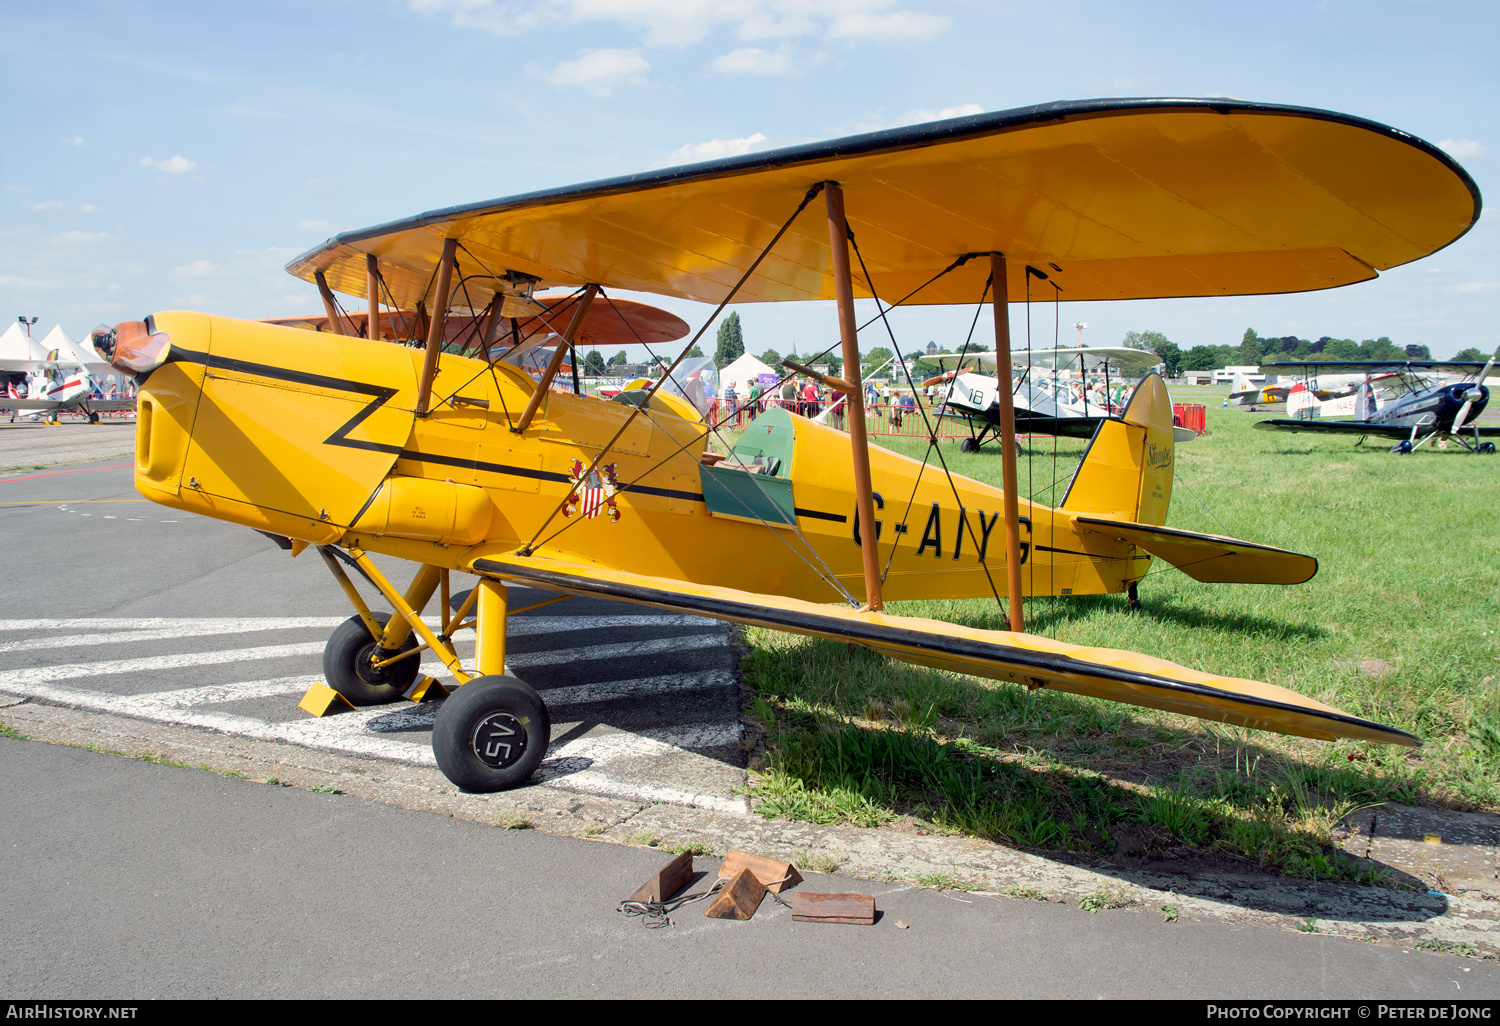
[{"x1": 1059, "y1": 373, "x2": 1175, "y2": 526}]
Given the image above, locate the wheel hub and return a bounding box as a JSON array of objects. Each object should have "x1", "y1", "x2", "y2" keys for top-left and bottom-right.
[
  {"x1": 356, "y1": 642, "x2": 407, "y2": 686},
  {"x1": 470, "y1": 712, "x2": 527, "y2": 769}
]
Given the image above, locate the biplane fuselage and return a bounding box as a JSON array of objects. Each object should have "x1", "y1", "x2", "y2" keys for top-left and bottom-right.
[{"x1": 132, "y1": 311, "x2": 1166, "y2": 604}]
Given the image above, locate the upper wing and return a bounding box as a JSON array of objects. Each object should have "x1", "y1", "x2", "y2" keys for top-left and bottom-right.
[
  {"x1": 289, "y1": 99, "x2": 1477, "y2": 313},
  {"x1": 932, "y1": 352, "x2": 1000, "y2": 371},
  {"x1": 468, "y1": 552, "x2": 1413, "y2": 747},
  {"x1": 1260, "y1": 360, "x2": 1488, "y2": 376},
  {"x1": 1015, "y1": 346, "x2": 1163, "y2": 373}
]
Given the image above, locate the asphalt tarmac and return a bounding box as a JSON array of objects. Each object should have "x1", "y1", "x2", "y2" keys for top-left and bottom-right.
[
  {"x1": 0, "y1": 458, "x2": 747, "y2": 811},
  {"x1": 4, "y1": 736, "x2": 1497, "y2": 1000},
  {"x1": 2, "y1": 452, "x2": 1498, "y2": 999}
]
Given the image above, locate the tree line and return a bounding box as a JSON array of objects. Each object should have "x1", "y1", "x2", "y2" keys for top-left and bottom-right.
[{"x1": 1121, "y1": 327, "x2": 1455, "y2": 375}]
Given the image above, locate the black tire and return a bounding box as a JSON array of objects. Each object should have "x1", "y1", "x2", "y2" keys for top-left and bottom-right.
[
  {"x1": 322, "y1": 613, "x2": 419, "y2": 706},
  {"x1": 432, "y1": 676, "x2": 550, "y2": 792},
  {"x1": 960, "y1": 437, "x2": 982, "y2": 453}
]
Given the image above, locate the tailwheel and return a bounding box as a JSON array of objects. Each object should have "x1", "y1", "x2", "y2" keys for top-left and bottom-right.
[
  {"x1": 432, "y1": 676, "x2": 551, "y2": 792},
  {"x1": 1126, "y1": 581, "x2": 1143, "y2": 613},
  {"x1": 323, "y1": 612, "x2": 419, "y2": 706}
]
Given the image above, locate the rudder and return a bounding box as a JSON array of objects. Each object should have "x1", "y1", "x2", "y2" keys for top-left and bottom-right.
[{"x1": 1059, "y1": 373, "x2": 1175, "y2": 526}]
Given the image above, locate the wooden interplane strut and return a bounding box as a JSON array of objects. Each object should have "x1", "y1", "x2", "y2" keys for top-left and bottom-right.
[
  {"x1": 416, "y1": 239, "x2": 459, "y2": 416},
  {"x1": 513, "y1": 284, "x2": 598, "y2": 433},
  {"x1": 824, "y1": 182, "x2": 883, "y2": 611},
  {"x1": 991, "y1": 253, "x2": 1024, "y2": 632}
]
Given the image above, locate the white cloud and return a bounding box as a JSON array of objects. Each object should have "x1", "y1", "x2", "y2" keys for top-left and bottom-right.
[
  {"x1": 79, "y1": 204, "x2": 100, "y2": 213},
  {"x1": 51, "y1": 231, "x2": 110, "y2": 245},
  {"x1": 1445, "y1": 282, "x2": 1500, "y2": 294},
  {"x1": 848, "y1": 103, "x2": 985, "y2": 133},
  {"x1": 61, "y1": 136, "x2": 86, "y2": 146},
  {"x1": 169, "y1": 259, "x2": 219, "y2": 280},
  {"x1": 898, "y1": 103, "x2": 983, "y2": 124},
  {"x1": 828, "y1": 7, "x2": 948, "y2": 41},
  {"x1": 668, "y1": 132, "x2": 768, "y2": 164},
  {"x1": 412, "y1": 1, "x2": 947, "y2": 48},
  {"x1": 0, "y1": 274, "x2": 60, "y2": 291},
  {"x1": 6, "y1": 184, "x2": 33, "y2": 193},
  {"x1": 138, "y1": 155, "x2": 198, "y2": 174},
  {"x1": 297, "y1": 219, "x2": 339, "y2": 234},
  {"x1": 711, "y1": 46, "x2": 797, "y2": 75},
  {"x1": 546, "y1": 48, "x2": 650, "y2": 96},
  {"x1": 1438, "y1": 138, "x2": 1487, "y2": 160},
  {"x1": 22, "y1": 199, "x2": 66, "y2": 213}
]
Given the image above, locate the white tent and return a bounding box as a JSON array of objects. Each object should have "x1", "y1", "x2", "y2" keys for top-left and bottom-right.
[
  {"x1": 0, "y1": 322, "x2": 51, "y2": 369},
  {"x1": 38, "y1": 324, "x2": 113, "y2": 374},
  {"x1": 718, "y1": 353, "x2": 775, "y2": 392}
]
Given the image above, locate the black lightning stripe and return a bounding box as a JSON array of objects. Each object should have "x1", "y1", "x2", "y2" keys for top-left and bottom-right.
[{"x1": 168, "y1": 345, "x2": 403, "y2": 454}]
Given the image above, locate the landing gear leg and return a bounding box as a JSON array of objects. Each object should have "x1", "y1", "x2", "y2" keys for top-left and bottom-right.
[
  {"x1": 433, "y1": 578, "x2": 551, "y2": 792},
  {"x1": 1126, "y1": 581, "x2": 1142, "y2": 613}
]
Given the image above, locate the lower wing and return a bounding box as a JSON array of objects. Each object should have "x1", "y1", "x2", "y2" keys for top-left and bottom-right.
[
  {"x1": 469, "y1": 552, "x2": 1413, "y2": 748},
  {"x1": 1254, "y1": 418, "x2": 1500, "y2": 438}
]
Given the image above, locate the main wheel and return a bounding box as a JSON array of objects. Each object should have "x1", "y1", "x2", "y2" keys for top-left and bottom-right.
[
  {"x1": 322, "y1": 613, "x2": 419, "y2": 706},
  {"x1": 432, "y1": 676, "x2": 550, "y2": 792},
  {"x1": 960, "y1": 437, "x2": 982, "y2": 453}
]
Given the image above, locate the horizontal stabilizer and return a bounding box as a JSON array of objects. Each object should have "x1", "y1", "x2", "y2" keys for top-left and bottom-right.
[
  {"x1": 1071, "y1": 516, "x2": 1318, "y2": 585},
  {"x1": 470, "y1": 552, "x2": 1408, "y2": 747}
]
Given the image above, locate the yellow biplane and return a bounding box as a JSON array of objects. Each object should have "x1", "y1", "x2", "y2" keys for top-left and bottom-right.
[{"x1": 99, "y1": 98, "x2": 1478, "y2": 791}]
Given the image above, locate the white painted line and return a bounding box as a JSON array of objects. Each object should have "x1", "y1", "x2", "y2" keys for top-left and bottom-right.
[
  {"x1": 0, "y1": 619, "x2": 353, "y2": 654},
  {"x1": 507, "y1": 633, "x2": 715, "y2": 666},
  {"x1": 536, "y1": 770, "x2": 747, "y2": 814},
  {"x1": 0, "y1": 642, "x2": 326, "y2": 688},
  {"x1": 0, "y1": 617, "x2": 349, "y2": 633},
  {"x1": 128, "y1": 675, "x2": 323, "y2": 709},
  {"x1": 1, "y1": 676, "x2": 438, "y2": 765},
  {"x1": 504, "y1": 613, "x2": 700, "y2": 636},
  {"x1": 538, "y1": 669, "x2": 736, "y2": 708}
]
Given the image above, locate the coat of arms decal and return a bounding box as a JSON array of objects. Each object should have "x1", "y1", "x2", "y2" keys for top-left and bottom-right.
[{"x1": 564, "y1": 459, "x2": 621, "y2": 522}]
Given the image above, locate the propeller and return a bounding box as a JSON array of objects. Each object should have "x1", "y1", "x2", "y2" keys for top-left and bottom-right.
[{"x1": 1453, "y1": 350, "x2": 1497, "y2": 431}]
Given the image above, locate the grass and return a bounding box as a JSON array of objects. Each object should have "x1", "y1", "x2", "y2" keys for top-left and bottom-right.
[
  {"x1": 739, "y1": 397, "x2": 1500, "y2": 882},
  {"x1": 493, "y1": 810, "x2": 531, "y2": 829}
]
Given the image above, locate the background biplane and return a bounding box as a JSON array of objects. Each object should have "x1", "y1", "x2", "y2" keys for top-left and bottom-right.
[
  {"x1": 99, "y1": 98, "x2": 1479, "y2": 791},
  {"x1": 926, "y1": 344, "x2": 1169, "y2": 446},
  {"x1": 1253, "y1": 352, "x2": 1498, "y2": 453}
]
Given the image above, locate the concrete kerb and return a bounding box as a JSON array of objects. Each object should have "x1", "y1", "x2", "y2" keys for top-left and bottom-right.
[{"x1": 3, "y1": 697, "x2": 1495, "y2": 956}]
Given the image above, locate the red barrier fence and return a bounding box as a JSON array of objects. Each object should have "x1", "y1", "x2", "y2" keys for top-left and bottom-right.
[{"x1": 1172, "y1": 402, "x2": 1207, "y2": 435}]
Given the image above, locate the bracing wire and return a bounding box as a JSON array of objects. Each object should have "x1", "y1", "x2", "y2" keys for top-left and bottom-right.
[
  {"x1": 844, "y1": 233, "x2": 1006, "y2": 611},
  {"x1": 517, "y1": 182, "x2": 830, "y2": 558}
]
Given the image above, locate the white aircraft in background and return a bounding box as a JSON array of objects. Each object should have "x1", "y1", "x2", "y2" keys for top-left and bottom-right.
[
  {"x1": 924, "y1": 345, "x2": 1181, "y2": 448},
  {"x1": 1, "y1": 325, "x2": 135, "y2": 423}
]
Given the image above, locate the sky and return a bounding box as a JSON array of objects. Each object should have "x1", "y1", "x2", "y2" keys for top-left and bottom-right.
[{"x1": 2, "y1": 0, "x2": 1496, "y2": 361}]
